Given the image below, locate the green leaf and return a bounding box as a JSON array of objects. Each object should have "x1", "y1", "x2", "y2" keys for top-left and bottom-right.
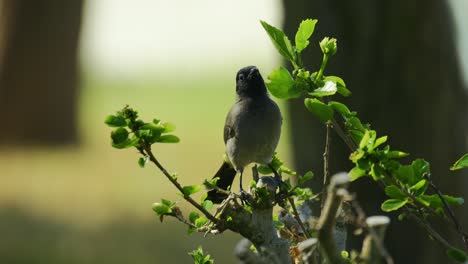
[
  {"x1": 105, "y1": 115, "x2": 127, "y2": 127},
  {"x1": 266, "y1": 66, "x2": 302, "y2": 99},
  {"x1": 138, "y1": 156, "x2": 148, "y2": 168},
  {"x1": 349, "y1": 149, "x2": 365, "y2": 163},
  {"x1": 182, "y1": 185, "x2": 201, "y2": 196},
  {"x1": 189, "y1": 211, "x2": 200, "y2": 223},
  {"x1": 373, "y1": 136, "x2": 387, "y2": 150},
  {"x1": 370, "y1": 163, "x2": 385, "y2": 180},
  {"x1": 450, "y1": 153, "x2": 468, "y2": 171},
  {"x1": 158, "y1": 134, "x2": 180, "y2": 143},
  {"x1": 412, "y1": 159, "x2": 430, "y2": 182},
  {"x1": 309, "y1": 81, "x2": 337, "y2": 97},
  {"x1": 195, "y1": 216, "x2": 208, "y2": 227},
  {"x1": 324, "y1": 76, "x2": 350, "y2": 96},
  {"x1": 304, "y1": 98, "x2": 334, "y2": 123},
  {"x1": 419, "y1": 194, "x2": 464, "y2": 209},
  {"x1": 409, "y1": 179, "x2": 426, "y2": 192},
  {"x1": 152, "y1": 202, "x2": 172, "y2": 215},
  {"x1": 349, "y1": 166, "x2": 366, "y2": 181},
  {"x1": 328, "y1": 101, "x2": 351, "y2": 116},
  {"x1": 189, "y1": 246, "x2": 214, "y2": 264},
  {"x1": 202, "y1": 177, "x2": 219, "y2": 190},
  {"x1": 298, "y1": 171, "x2": 314, "y2": 186},
  {"x1": 385, "y1": 185, "x2": 406, "y2": 199},
  {"x1": 295, "y1": 19, "x2": 317, "y2": 52},
  {"x1": 387, "y1": 150, "x2": 409, "y2": 159},
  {"x1": 446, "y1": 248, "x2": 467, "y2": 263},
  {"x1": 111, "y1": 127, "x2": 129, "y2": 144},
  {"x1": 381, "y1": 198, "x2": 408, "y2": 212},
  {"x1": 112, "y1": 136, "x2": 139, "y2": 149},
  {"x1": 260, "y1": 20, "x2": 296, "y2": 63},
  {"x1": 162, "y1": 122, "x2": 176, "y2": 133},
  {"x1": 202, "y1": 200, "x2": 213, "y2": 211}
]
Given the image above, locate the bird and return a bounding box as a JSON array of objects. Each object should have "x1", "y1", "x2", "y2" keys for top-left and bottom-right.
[{"x1": 206, "y1": 66, "x2": 282, "y2": 203}]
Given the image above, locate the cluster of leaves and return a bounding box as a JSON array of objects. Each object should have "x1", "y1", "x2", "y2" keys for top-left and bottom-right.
[
  {"x1": 261, "y1": 18, "x2": 467, "y2": 261},
  {"x1": 189, "y1": 247, "x2": 214, "y2": 264},
  {"x1": 105, "y1": 105, "x2": 179, "y2": 167},
  {"x1": 348, "y1": 129, "x2": 464, "y2": 215},
  {"x1": 257, "y1": 153, "x2": 316, "y2": 207},
  {"x1": 261, "y1": 19, "x2": 350, "y2": 125}
]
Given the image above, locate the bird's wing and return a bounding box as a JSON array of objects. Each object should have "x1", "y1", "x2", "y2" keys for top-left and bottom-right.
[{"x1": 223, "y1": 105, "x2": 237, "y2": 144}]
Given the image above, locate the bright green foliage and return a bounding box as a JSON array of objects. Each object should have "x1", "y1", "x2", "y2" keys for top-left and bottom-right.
[
  {"x1": 202, "y1": 177, "x2": 219, "y2": 191},
  {"x1": 257, "y1": 152, "x2": 296, "y2": 176},
  {"x1": 309, "y1": 81, "x2": 337, "y2": 97},
  {"x1": 385, "y1": 185, "x2": 406, "y2": 199},
  {"x1": 266, "y1": 66, "x2": 301, "y2": 99},
  {"x1": 152, "y1": 198, "x2": 177, "y2": 222},
  {"x1": 273, "y1": 214, "x2": 285, "y2": 230},
  {"x1": 381, "y1": 198, "x2": 408, "y2": 212},
  {"x1": 105, "y1": 105, "x2": 180, "y2": 151},
  {"x1": 201, "y1": 200, "x2": 213, "y2": 211},
  {"x1": 304, "y1": 98, "x2": 333, "y2": 123},
  {"x1": 260, "y1": 20, "x2": 296, "y2": 64},
  {"x1": 450, "y1": 153, "x2": 468, "y2": 171},
  {"x1": 324, "y1": 76, "x2": 351, "y2": 97},
  {"x1": 182, "y1": 185, "x2": 201, "y2": 196},
  {"x1": 105, "y1": 115, "x2": 127, "y2": 127},
  {"x1": 319, "y1": 37, "x2": 338, "y2": 56},
  {"x1": 298, "y1": 171, "x2": 314, "y2": 186},
  {"x1": 138, "y1": 156, "x2": 148, "y2": 168},
  {"x1": 187, "y1": 212, "x2": 209, "y2": 235},
  {"x1": 189, "y1": 246, "x2": 214, "y2": 264},
  {"x1": 295, "y1": 19, "x2": 317, "y2": 52}
]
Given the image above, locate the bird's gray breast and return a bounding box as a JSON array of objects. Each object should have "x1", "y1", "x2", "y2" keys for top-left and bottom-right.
[{"x1": 225, "y1": 96, "x2": 282, "y2": 170}]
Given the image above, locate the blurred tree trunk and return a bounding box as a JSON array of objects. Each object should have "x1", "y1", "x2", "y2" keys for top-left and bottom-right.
[
  {"x1": 282, "y1": 1, "x2": 467, "y2": 263},
  {"x1": 0, "y1": 0, "x2": 83, "y2": 145}
]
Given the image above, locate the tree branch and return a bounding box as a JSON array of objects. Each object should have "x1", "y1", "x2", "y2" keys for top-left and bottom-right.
[{"x1": 142, "y1": 145, "x2": 220, "y2": 224}]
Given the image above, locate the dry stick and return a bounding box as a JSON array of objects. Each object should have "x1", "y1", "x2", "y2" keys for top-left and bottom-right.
[
  {"x1": 360, "y1": 216, "x2": 392, "y2": 263},
  {"x1": 351, "y1": 200, "x2": 394, "y2": 264},
  {"x1": 425, "y1": 175, "x2": 468, "y2": 248},
  {"x1": 317, "y1": 173, "x2": 349, "y2": 264},
  {"x1": 143, "y1": 145, "x2": 220, "y2": 224}
]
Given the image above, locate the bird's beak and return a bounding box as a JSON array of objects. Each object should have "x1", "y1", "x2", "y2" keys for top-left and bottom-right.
[{"x1": 248, "y1": 67, "x2": 259, "y2": 78}]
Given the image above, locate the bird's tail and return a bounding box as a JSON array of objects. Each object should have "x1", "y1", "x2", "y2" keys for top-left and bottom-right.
[{"x1": 206, "y1": 161, "x2": 237, "y2": 204}]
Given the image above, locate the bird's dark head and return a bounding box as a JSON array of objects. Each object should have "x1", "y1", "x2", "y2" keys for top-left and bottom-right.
[{"x1": 235, "y1": 66, "x2": 267, "y2": 98}]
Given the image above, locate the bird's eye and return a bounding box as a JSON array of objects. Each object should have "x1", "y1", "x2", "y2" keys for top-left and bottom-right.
[{"x1": 238, "y1": 74, "x2": 245, "y2": 81}]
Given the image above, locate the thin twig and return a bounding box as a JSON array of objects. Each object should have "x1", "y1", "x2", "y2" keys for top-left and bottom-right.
[
  {"x1": 425, "y1": 174, "x2": 468, "y2": 248},
  {"x1": 287, "y1": 197, "x2": 312, "y2": 238},
  {"x1": 330, "y1": 117, "x2": 357, "y2": 152},
  {"x1": 407, "y1": 209, "x2": 454, "y2": 250},
  {"x1": 143, "y1": 145, "x2": 220, "y2": 224},
  {"x1": 321, "y1": 121, "x2": 331, "y2": 210},
  {"x1": 331, "y1": 118, "x2": 465, "y2": 249}
]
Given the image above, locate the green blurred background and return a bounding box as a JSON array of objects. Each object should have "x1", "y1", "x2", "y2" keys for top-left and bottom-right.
[{"x1": 0, "y1": 0, "x2": 467, "y2": 263}]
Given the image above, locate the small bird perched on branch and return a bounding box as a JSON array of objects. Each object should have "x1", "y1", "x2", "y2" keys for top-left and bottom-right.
[{"x1": 207, "y1": 66, "x2": 283, "y2": 203}]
